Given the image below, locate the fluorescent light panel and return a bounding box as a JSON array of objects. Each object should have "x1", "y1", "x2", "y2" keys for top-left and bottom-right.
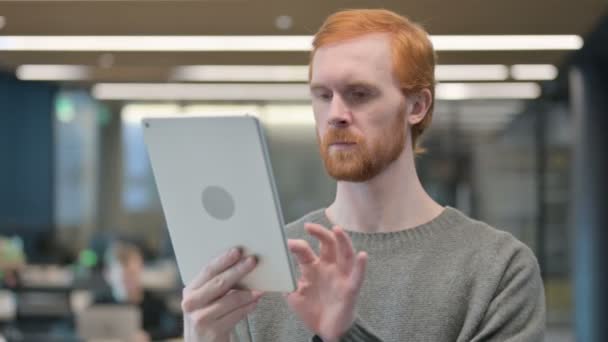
[
  {"x1": 121, "y1": 103, "x2": 314, "y2": 126},
  {"x1": 173, "y1": 65, "x2": 309, "y2": 82},
  {"x1": 174, "y1": 64, "x2": 512, "y2": 82},
  {"x1": 431, "y1": 35, "x2": 582, "y2": 50},
  {"x1": 0, "y1": 36, "x2": 313, "y2": 52},
  {"x1": 122, "y1": 104, "x2": 182, "y2": 125},
  {"x1": 18, "y1": 64, "x2": 556, "y2": 82},
  {"x1": 435, "y1": 65, "x2": 508, "y2": 81},
  {"x1": 436, "y1": 82, "x2": 541, "y2": 100},
  {"x1": 16, "y1": 64, "x2": 90, "y2": 80},
  {"x1": 511, "y1": 64, "x2": 558, "y2": 80},
  {"x1": 0, "y1": 35, "x2": 582, "y2": 52},
  {"x1": 93, "y1": 83, "x2": 311, "y2": 101},
  {"x1": 93, "y1": 82, "x2": 541, "y2": 101}
]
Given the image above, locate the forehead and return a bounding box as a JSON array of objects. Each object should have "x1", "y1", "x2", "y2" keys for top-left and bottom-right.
[{"x1": 310, "y1": 33, "x2": 395, "y2": 86}]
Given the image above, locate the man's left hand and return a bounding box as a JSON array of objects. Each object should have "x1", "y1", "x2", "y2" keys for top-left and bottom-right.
[{"x1": 286, "y1": 223, "x2": 368, "y2": 342}]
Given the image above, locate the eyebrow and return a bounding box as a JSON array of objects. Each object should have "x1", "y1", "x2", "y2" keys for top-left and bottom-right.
[
  {"x1": 310, "y1": 81, "x2": 377, "y2": 91},
  {"x1": 309, "y1": 84, "x2": 327, "y2": 92}
]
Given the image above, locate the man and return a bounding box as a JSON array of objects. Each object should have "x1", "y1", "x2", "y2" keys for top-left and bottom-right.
[
  {"x1": 98, "y1": 241, "x2": 175, "y2": 341},
  {"x1": 182, "y1": 9, "x2": 545, "y2": 342}
]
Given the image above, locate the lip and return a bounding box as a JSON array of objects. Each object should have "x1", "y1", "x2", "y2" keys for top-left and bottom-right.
[
  {"x1": 329, "y1": 141, "x2": 356, "y2": 145},
  {"x1": 329, "y1": 142, "x2": 356, "y2": 149}
]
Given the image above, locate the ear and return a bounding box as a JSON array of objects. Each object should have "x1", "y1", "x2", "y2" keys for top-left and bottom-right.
[{"x1": 407, "y1": 88, "x2": 433, "y2": 126}]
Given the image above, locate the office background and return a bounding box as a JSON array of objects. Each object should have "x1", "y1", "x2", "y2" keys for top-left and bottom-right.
[{"x1": 1, "y1": 1, "x2": 608, "y2": 341}]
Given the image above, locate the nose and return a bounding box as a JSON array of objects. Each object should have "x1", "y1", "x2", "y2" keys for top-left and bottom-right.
[{"x1": 328, "y1": 95, "x2": 352, "y2": 128}]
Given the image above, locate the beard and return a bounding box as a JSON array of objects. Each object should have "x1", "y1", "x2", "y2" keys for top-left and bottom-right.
[{"x1": 318, "y1": 111, "x2": 407, "y2": 182}]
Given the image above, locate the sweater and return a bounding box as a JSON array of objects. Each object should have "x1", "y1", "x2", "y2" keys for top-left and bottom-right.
[{"x1": 233, "y1": 206, "x2": 545, "y2": 342}]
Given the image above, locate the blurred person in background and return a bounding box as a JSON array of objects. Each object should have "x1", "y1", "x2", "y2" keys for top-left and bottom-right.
[
  {"x1": 0, "y1": 236, "x2": 25, "y2": 290},
  {"x1": 181, "y1": 8, "x2": 546, "y2": 342},
  {"x1": 97, "y1": 240, "x2": 175, "y2": 341}
]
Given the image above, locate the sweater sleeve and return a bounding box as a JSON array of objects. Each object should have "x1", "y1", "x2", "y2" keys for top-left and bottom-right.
[{"x1": 470, "y1": 242, "x2": 546, "y2": 341}]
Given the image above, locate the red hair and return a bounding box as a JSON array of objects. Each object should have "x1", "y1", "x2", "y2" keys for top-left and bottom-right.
[{"x1": 310, "y1": 9, "x2": 436, "y2": 153}]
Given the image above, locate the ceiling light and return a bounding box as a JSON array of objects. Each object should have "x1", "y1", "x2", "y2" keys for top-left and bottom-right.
[
  {"x1": 16, "y1": 65, "x2": 91, "y2": 81},
  {"x1": 435, "y1": 65, "x2": 508, "y2": 81},
  {"x1": 262, "y1": 105, "x2": 315, "y2": 125},
  {"x1": 122, "y1": 104, "x2": 182, "y2": 125},
  {"x1": 98, "y1": 53, "x2": 115, "y2": 69},
  {"x1": 172, "y1": 65, "x2": 309, "y2": 82},
  {"x1": 183, "y1": 104, "x2": 260, "y2": 116},
  {"x1": 511, "y1": 64, "x2": 558, "y2": 80},
  {"x1": 93, "y1": 82, "x2": 541, "y2": 101},
  {"x1": 431, "y1": 35, "x2": 583, "y2": 50},
  {"x1": 0, "y1": 35, "x2": 582, "y2": 52},
  {"x1": 93, "y1": 83, "x2": 311, "y2": 101},
  {"x1": 436, "y1": 82, "x2": 541, "y2": 100},
  {"x1": 0, "y1": 36, "x2": 313, "y2": 51},
  {"x1": 275, "y1": 15, "x2": 294, "y2": 31}
]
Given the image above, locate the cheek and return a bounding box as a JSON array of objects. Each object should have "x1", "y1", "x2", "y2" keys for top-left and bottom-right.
[
  {"x1": 362, "y1": 99, "x2": 405, "y2": 137},
  {"x1": 312, "y1": 101, "x2": 327, "y2": 121},
  {"x1": 312, "y1": 105, "x2": 327, "y2": 135}
]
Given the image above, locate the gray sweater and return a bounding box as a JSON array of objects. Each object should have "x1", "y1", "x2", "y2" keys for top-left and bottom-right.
[{"x1": 235, "y1": 206, "x2": 545, "y2": 342}]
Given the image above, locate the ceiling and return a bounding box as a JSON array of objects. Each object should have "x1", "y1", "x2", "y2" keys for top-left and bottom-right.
[{"x1": 0, "y1": 0, "x2": 606, "y2": 83}]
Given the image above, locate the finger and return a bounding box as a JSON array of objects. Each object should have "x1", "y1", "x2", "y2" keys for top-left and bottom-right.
[
  {"x1": 202, "y1": 290, "x2": 262, "y2": 322},
  {"x1": 333, "y1": 226, "x2": 355, "y2": 274},
  {"x1": 189, "y1": 291, "x2": 259, "y2": 336},
  {"x1": 288, "y1": 239, "x2": 317, "y2": 265},
  {"x1": 305, "y1": 223, "x2": 337, "y2": 262},
  {"x1": 182, "y1": 256, "x2": 257, "y2": 312},
  {"x1": 214, "y1": 299, "x2": 259, "y2": 335},
  {"x1": 187, "y1": 247, "x2": 242, "y2": 290},
  {"x1": 348, "y1": 251, "x2": 368, "y2": 295}
]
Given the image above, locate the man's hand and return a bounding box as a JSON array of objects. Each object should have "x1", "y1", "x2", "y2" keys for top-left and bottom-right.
[
  {"x1": 286, "y1": 223, "x2": 368, "y2": 342},
  {"x1": 182, "y1": 248, "x2": 264, "y2": 342}
]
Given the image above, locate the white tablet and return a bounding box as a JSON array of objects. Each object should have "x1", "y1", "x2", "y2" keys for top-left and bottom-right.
[{"x1": 142, "y1": 115, "x2": 297, "y2": 293}]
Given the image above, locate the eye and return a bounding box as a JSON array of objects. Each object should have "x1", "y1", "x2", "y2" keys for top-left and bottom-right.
[
  {"x1": 347, "y1": 88, "x2": 370, "y2": 103},
  {"x1": 352, "y1": 90, "x2": 367, "y2": 99},
  {"x1": 312, "y1": 89, "x2": 332, "y2": 101}
]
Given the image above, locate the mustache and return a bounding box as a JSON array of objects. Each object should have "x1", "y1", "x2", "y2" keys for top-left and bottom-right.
[{"x1": 322, "y1": 129, "x2": 363, "y2": 145}]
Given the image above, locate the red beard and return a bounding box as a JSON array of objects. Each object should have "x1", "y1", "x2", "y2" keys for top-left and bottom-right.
[{"x1": 318, "y1": 112, "x2": 406, "y2": 182}]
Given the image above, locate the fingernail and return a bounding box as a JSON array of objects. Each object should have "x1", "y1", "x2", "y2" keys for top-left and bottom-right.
[{"x1": 242, "y1": 256, "x2": 255, "y2": 267}]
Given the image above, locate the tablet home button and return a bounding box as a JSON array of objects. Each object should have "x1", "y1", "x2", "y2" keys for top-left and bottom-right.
[{"x1": 202, "y1": 186, "x2": 235, "y2": 220}]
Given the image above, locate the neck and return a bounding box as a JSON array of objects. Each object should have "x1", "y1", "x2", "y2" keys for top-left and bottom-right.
[{"x1": 326, "y1": 139, "x2": 444, "y2": 233}]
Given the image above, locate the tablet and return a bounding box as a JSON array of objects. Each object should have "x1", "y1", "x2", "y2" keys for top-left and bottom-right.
[{"x1": 142, "y1": 115, "x2": 297, "y2": 293}]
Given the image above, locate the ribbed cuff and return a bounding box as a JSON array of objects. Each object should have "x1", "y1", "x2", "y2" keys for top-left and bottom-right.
[{"x1": 311, "y1": 320, "x2": 383, "y2": 342}]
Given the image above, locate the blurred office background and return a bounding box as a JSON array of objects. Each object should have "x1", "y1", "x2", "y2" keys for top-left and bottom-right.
[{"x1": 1, "y1": 1, "x2": 607, "y2": 341}]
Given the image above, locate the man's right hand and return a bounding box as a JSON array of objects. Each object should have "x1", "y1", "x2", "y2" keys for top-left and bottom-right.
[{"x1": 182, "y1": 247, "x2": 263, "y2": 342}]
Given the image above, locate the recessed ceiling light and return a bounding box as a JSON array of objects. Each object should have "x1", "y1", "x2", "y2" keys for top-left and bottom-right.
[
  {"x1": 98, "y1": 53, "x2": 115, "y2": 69},
  {"x1": 275, "y1": 15, "x2": 293, "y2": 31}
]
